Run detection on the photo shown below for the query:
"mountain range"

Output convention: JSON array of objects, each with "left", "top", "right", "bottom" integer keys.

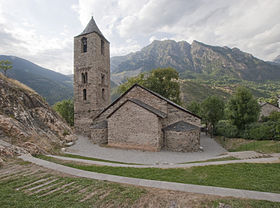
[
  {"left": 1, "top": 39, "right": 280, "bottom": 106},
  {"left": 111, "top": 40, "right": 280, "bottom": 84},
  {"left": 0, "top": 55, "right": 73, "bottom": 105}
]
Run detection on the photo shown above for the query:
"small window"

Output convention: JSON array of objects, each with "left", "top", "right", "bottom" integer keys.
[
  {"left": 81, "top": 37, "right": 87, "bottom": 53},
  {"left": 102, "top": 88, "right": 105, "bottom": 100},
  {"left": 81, "top": 72, "right": 88, "bottom": 84},
  {"left": 83, "top": 89, "right": 87, "bottom": 100},
  {"left": 85, "top": 72, "right": 88, "bottom": 83},
  {"left": 81, "top": 73, "right": 85, "bottom": 83},
  {"left": 101, "top": 74, "right": 105, "bottom": 85},
  {"left": 101, "top": 39, "right": 105, "bottom": 55}
]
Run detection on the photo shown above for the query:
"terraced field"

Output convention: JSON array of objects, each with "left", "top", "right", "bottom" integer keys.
[
  {"left": 1, "top": 160, "right": 280, "bottom": 208},
  {"left": 0, "top": 161, "right": 144, "bottom": 207}
]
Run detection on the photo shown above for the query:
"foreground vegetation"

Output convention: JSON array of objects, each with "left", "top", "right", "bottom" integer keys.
[
  {"left": 1, "top": 160, "right": 280, "bottom": 208},
  {"left": 38, "top": 155, "right": 280, "bottom": 194},
  {"left": 60, "top": 153, "right": 143, "bottom": 165},
  {"left": 215, "top": 137, "right": 280, "bottom": 153},
  {"left": 0, "top": 161, "right": 145, "bottom": 208}
]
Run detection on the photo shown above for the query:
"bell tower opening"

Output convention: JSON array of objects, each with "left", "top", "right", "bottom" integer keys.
[
  {"left": 81, "top": 37, "right": 87, "bottom": 53},
  {"left": 83, "top": 89, "right": 87, "bottom": 100}
]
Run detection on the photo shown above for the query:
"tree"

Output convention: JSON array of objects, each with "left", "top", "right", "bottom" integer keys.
[
  {"left": 53, "top": 99, "right": 74, "bottom": 126},
  {"left": 201, "top": 96, "right": 225, "bottom": 137},
  {"left": 118, "top": 68, "right": 182, "bottom": 104},
  {"left": 0, "top": 60, "right": 13, "bottom": 76},
  {"left": 227, "top": 87, "right": 260, "bottom": 130},
  {"left": 187, "top": 101, "right": 201, "bottom": 116}
]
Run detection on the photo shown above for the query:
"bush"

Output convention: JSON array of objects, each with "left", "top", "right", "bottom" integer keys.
[
  {"left": 216, "top": 120, "right": 238, "bottom": 138},
  {"left": 53, "top": 99, "right": 74, "bottom": 126},
  {"left": 243, "top": 122, "right": 275, "bottom": 140}
]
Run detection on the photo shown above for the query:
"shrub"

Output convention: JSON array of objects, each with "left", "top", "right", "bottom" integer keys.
[
  {"left": 216, "top": 120, "right": 238, "bottom": 138},
  {"left": 268, "top": 111, "right": 280, "bottom": 122},
  {"left": 243, "top": 122, "right": 275, "bottom": 140}
]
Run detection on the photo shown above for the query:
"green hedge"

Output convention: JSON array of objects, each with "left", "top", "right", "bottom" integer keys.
[{"left": 216, "top": 120, "right": 239, "bottom": 138}]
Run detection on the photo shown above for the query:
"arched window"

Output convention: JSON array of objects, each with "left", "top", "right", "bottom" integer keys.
[
  {"left": 81, "top": 37, "right": 87, "bottom": 53},
  {"left": 81, "top": 72, "right": 88, "bottom": 84},
  {"left": 83, "top": 89, "right": 87, "bottom": 100}
]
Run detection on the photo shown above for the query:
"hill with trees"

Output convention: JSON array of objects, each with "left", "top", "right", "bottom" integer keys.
[{"left": 0, "top": 55, "right": 73, "bottom": 105}]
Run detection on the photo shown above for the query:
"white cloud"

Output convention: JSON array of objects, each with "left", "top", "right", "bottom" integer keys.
[
  {"left": 0, "top": 0, "right": 280, "bottom": 76},
  {"left": 73, "top": 0, "right": 280, "bottom": 61},
  {"left": 0, "top": 0, "right": 78, "bottom": 74}
]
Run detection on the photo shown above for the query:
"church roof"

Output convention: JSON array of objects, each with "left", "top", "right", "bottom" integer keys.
[
  {"left": 94, "top": 84, "right": 201, "bottom": 120},
  {"left": 163, "top": 121, "right": 199, "bottom": 132},
  {"left": 75, "top": 16, "right": 109, "bottom": 42},
  {"left": 260, "top": 102, "right": 280, "bottom": 109},
  {"left": 107, "top": 98, "right": 167, "bottom": 119}
]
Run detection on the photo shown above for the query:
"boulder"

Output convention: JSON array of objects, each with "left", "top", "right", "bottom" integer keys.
[{"left": 64, "top": 134, "right": 77, "bottom": 143}]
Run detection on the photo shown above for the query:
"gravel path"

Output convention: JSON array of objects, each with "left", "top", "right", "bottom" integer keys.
[
  {"left": 19, "top": 154, "right": 280, "bottom": 202},
  {"left": 65, "top": 134, "right": 227, "bottom": 164}
]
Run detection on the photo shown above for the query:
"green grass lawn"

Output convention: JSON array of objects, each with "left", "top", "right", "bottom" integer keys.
[
  {"left": 38, "top": 155, "right": 280, "bottom": 194},
  {"left": 180, "top": 156, "right": 239, "bottom": 164},
  {"left": 1, "top": 160, "right": 280, "bottom": 208},
  {"left": 215, "top": 137, "right": 280, "bottom": 153},
  {"left": 58, "top": 154, "right": 238, "bottom": 165},
  {"left": 59, "top": 153, "right": 143, "bottom": 165},
  {"left": 0, "top": 168, "right": 145, "bottom": 208}
]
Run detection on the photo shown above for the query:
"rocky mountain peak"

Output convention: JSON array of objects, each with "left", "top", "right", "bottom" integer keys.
[{"left": 111, "top": 39, "right": 280, "bottom": 83}]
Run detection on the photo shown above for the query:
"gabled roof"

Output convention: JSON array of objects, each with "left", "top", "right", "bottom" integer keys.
[
  {"left": 107, "top": 99, "right": 167, "bottom": 119},
  {"left": 261, "top": 102, "right": 280, "bottom": 109},
  {"left": 163, "top": 121, "right": 199, "bottom": 132},
  {"left": 75, "top": 16, "right": 109, "bottom": 42},
  {"left": 94, "top": 84, "right": 201, "bottom": 120}
]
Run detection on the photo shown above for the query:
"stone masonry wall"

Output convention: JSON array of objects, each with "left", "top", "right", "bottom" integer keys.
[
  {"left": 74, "top": 32, "right": 110, "bottom": 135},
  {"left": 164, "top": 129, "right": 200, "bottom": 152},
  {"left": 91, "top": 128, "right": 108, "bottom": 144},
  {"left": 94, "top": 86, "right": 167, "bottom": 122},
  {"left": 108, "top": 101, "right": 162, "bottom": 151},
  {"left": 260, "top": 104, "right": 280, "bottom": 118},
  {"left": 162, "top": 103, "right": 201, "bottom": 128}
]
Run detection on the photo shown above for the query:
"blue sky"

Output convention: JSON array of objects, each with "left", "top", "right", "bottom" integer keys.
[{"left": 0, "top": 0, "right": 279, "bottom": 75}]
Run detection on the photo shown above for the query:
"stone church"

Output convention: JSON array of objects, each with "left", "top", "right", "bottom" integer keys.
[{"left": 74, "top": 17, "right": 201, "bottom": 152}]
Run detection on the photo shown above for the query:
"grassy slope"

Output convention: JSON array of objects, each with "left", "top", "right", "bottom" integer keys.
[
  {"left": 0, "top": 162, "right": 144, "bottom": 208},
  {"left": 215, "top": 137, "right": 280, "bottom": 153},
  {"left": 180, "top": 79, "right": 230, "bottom": 104},
  {"left": 60, "top": 153, "right": 143, "bottom": 165},
  {"left": 38, "top": 155, "right": 280, "bottom": 194},
  {"left": 1, "top": 161, "right": 280, "bottom": 208}
]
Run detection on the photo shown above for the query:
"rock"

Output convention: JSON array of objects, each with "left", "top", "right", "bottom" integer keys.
[
  {"left": 0, "top": 73, "right": 74, "bottom": 152},
  {"left": 0, "top": 157, "right": 3, "bottom": 166},
  {"left": 65, "top": 142, "right": 74, "bottom": 147},
  {"left": 65, "top": 135, "right": 77, "bottom": 143},
  {"left": 218, "top": 202, "right": 232, "bottom": 208},
  {"left": 22, "top": 142, "right": 44, "bottom": 155}
]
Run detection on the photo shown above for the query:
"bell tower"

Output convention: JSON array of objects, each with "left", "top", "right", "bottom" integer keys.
[{"left": 74, "top": 17, "right": 110, "bottom": 135}]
